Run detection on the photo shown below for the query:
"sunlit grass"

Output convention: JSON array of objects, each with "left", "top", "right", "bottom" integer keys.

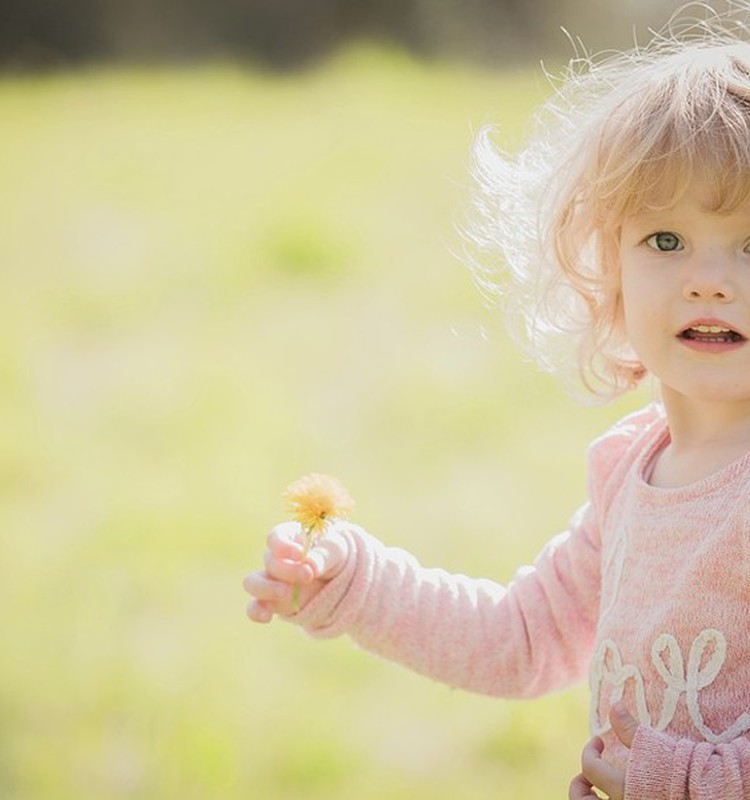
[{"left": 0, "top": 45, "right": 646, "bottom": 798}]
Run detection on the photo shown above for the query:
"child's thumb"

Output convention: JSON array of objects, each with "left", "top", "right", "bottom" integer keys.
[
  {"left": 307, "top": 525, "right": 349, "bottom": 579},
  {"left": 610, "top": 702, "right": 639, "bottom": 748}
]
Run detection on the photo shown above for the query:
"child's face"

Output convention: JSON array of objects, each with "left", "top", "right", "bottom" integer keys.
[{"left": 619, "top": 180, "right": 750, "bottom": 406}]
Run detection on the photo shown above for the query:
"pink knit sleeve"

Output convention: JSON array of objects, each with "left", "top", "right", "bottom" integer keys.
[
  {"left": 625, "top": 726, "right": 750, "bottom": 799},
  {"left": 293, "top": 504, "right": 602, "bottom": 698},
  {"left": 290, "top": 408, "right": 660, "bottom": 699}
]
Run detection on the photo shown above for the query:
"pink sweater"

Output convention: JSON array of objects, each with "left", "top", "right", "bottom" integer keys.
[{"left": 293, "top": 404, "right": 750, "bottom": 799}]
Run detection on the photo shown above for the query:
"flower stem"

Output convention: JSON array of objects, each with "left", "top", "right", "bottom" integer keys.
[{"left": 292, "top": 525, "right": 316, "bottom": 613}]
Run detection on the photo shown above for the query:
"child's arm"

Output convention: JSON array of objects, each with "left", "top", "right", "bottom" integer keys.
[
  {"left": 572, "top": 704, "right": 750, "bottom": 800},
  {"left": 245, "top": 501, "right": 602, "bottom": 699},
  {"left": 245, "top": 409, "right": 658, "bottom": 698}
]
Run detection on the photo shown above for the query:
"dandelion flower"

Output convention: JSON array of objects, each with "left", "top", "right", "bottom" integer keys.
[
  {"left": 284, "top": 473, "right": 354, "bottom": 611},
  {"left": 284, "top": 473, "right": 354, "bottom": 534}
]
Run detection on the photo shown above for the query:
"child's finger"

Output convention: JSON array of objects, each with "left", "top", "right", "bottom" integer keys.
[
  {"left": 267, "top": 522, "right": 306, "bottom": 558},
  {"left": 580, "top": 737, "right": 624, "bottom": 800},
  {"left": 243, "top": 571, "right": 291, "bottom": 602},
  {"left": 306, "top": 527, "right": 349, "bottom": 579},
  {"left": 246, "top": 599, "right": 276, "bottom": 624},
  {"left": 568, "top": 773, "right": 599, "bottom": 800},
  {"left": 265, "top": 549, "right": 315, "bottom": 584},
  {"left": 609, "top": 702, "right": 639, "bottom": 748}
]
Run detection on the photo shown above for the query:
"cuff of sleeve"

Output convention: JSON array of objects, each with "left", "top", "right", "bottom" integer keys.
[
  {"left": 624, "top": 726, "right": 692, "bottom": 800},
  {"left": 287, "top": 523, "right": 376, "bottom": 639}
]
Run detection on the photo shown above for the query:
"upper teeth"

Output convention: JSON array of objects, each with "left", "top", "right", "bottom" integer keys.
[{"left": 691, "top": 325, "right": 731, "bottom": 333}]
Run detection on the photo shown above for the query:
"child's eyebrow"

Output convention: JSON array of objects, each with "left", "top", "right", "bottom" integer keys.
[{"left": 624, "top": 212, "right": 675, "bottom": 227}]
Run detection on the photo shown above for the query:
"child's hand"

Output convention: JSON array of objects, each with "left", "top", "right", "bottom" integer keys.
[
  {"left": 568, "top": 703, "right": 639, "bottom": 800},
  {"left": 243, "top": 521, "right": 349, "bottom": 623}
]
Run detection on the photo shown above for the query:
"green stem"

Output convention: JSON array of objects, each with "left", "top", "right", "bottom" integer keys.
[{"left": 292, "top": 525, "right": 316, "bottom": 613}]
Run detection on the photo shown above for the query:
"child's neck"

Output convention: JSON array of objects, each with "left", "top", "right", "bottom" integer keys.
[{"left": 650, "top": 389, "right": 750, "bottom": 488}]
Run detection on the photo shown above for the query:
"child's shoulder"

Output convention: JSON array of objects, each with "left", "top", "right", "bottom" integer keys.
[
  {"left": 586, "top": 403, "right": 666, "bottom": 494},
  {"left": 591, "top": 403, "right": 665, "bottom": 452}
]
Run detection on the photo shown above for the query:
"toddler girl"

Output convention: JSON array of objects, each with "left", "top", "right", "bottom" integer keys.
[{"left": 244, "top": 5, "right": 750, "bottom": 798}]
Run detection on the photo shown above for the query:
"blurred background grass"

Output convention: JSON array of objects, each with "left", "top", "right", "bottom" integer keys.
[{"left": 0, "top": 44, "right": 649, "bottom": 798}]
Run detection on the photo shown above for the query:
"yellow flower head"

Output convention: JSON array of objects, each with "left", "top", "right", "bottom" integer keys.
[{"left": 284, "top": 473, "right": 355, "bottom": 534}]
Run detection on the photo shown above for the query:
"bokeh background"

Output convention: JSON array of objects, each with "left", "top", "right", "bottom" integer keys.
[{"left": 1, "top": 1, "right": 697, "bottom": 797}]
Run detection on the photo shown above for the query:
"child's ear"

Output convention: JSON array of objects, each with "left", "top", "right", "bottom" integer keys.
[{"left": 630, "top": 363, "right": 648, "bottom": 383}]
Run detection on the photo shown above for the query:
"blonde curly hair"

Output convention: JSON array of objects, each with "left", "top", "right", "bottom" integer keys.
[{"left": 467, "top": 2, "right": 750, "bottom": 401}]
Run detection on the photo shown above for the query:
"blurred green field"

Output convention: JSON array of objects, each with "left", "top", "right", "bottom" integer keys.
[{"left": 0, "top": 46, "right": 647, "bottom": 798}]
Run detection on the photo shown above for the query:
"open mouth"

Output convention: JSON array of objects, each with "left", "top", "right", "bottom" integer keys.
[{"left": 680, "top": 325, "right": 745, "bottom": 343}]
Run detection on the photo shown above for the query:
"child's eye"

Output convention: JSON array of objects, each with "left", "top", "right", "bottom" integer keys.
[{"left": 645, "top": 232, "right": 683, "bottom": 252}]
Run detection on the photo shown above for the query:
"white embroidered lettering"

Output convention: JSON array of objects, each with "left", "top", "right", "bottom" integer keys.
[{"left": 589, "top": 630, "right": 750, "bottom": 744}]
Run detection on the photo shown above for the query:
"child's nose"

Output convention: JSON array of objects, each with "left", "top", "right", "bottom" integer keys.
[{"left": 682, "top": 257, "right": 735, "bottom": 302}]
